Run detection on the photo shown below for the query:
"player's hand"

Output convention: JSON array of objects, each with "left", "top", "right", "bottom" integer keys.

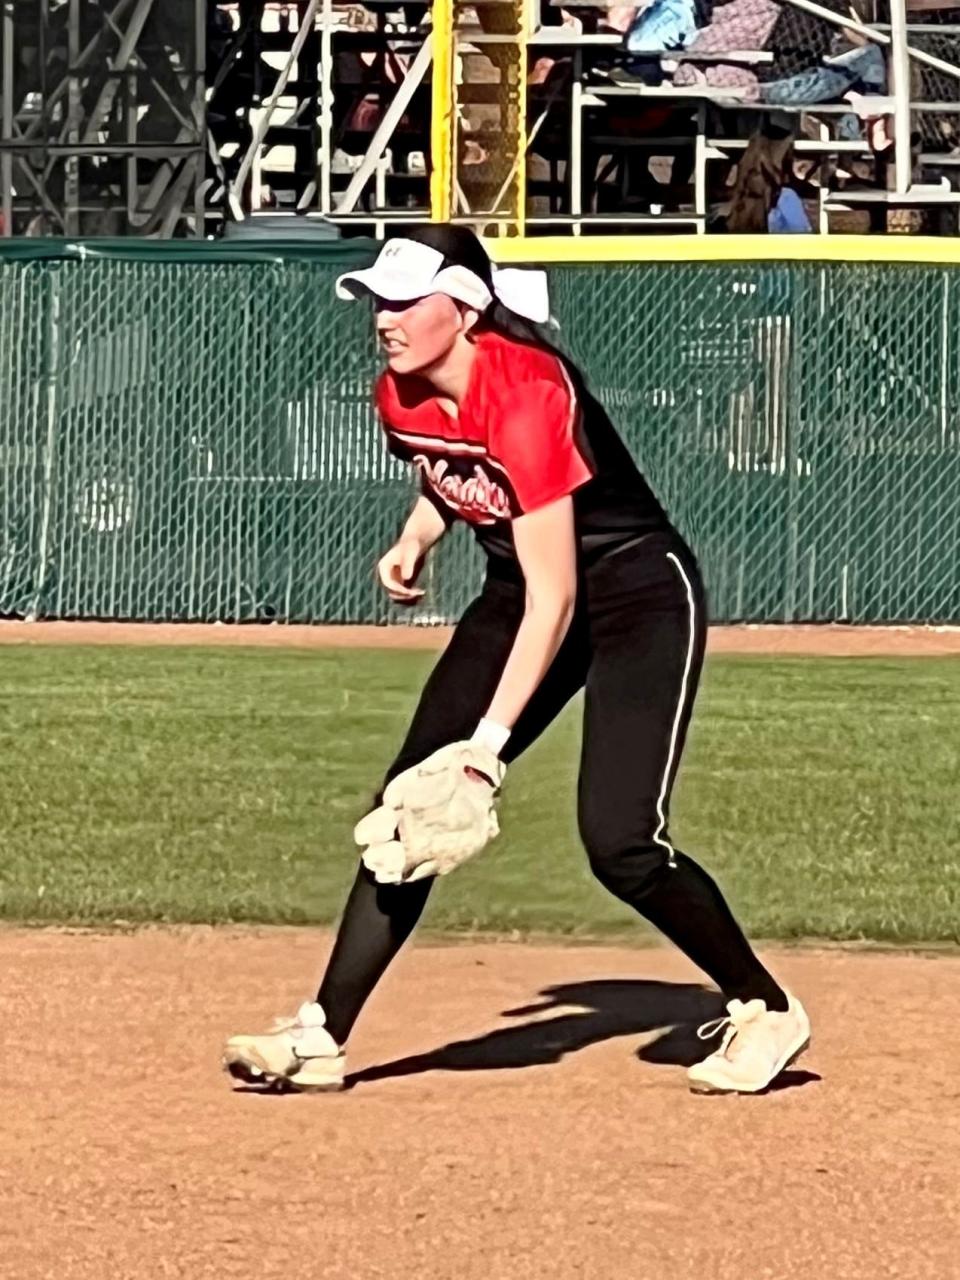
[{"left": 377, "top": 537, "right": 426, "bottom": 604}]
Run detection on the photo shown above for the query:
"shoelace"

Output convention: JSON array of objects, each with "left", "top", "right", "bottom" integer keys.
[
  {"left": 696, "top": 1000, "right": 768, "bottom": 1058},
  {"left": 697, "top": 1015, "right": 732, "bottom": 1042},
  {"left": 696, "top": 1015, "right": 739, "bottom": 1057}
]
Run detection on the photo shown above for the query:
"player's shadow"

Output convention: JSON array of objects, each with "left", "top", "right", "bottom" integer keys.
[{"left": 347, "top": 979, "right": 820, "bottom": 1092}]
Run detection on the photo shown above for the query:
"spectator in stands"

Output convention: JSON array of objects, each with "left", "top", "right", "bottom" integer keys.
[
  {"left": 759, "top": 22, "right": 891, "bottom": 151},
  {"left": 623, "top": 0, "right": 701, "bottom": 57},
  {"left": 722, "top": 128, "right": 812, "bottom": 231},
  {"left": 668, "top": 0, "right": 880, "bottom": 107},
  {"left": 759, "top": 31, "right": 886, "bottom": 107},
  {"left": 671, "top": 0, "right": 782, "bottom": 96}
]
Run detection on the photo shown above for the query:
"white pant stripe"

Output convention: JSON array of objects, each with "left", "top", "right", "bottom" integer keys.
[{"left": 652, "top": 551, "right": 699, "bottom": 869}]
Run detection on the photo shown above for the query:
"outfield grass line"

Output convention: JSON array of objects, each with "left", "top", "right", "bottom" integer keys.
[{"left": 3, "top": 619, "right": 960, "bottom": 656}]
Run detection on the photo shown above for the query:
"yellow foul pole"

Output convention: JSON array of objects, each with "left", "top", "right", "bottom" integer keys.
[{"left": 430, "top": 3, "right": 455, "bottom": 222}]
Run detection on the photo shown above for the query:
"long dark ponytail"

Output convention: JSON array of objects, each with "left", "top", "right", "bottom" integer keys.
[{"left": 726, "top": 128, "right": 796, "bottom": 235}]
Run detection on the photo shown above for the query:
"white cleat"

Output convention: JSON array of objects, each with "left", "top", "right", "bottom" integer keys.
[
  {"left": 223, "top": 1001, "right": 346, "bottom": 1093},
  {"left": 687, "top": 993, "right": 811, "bottom": 1095}
]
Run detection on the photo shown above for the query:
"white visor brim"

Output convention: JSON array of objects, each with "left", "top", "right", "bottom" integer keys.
[
  {"left": 335, "top": 239, "right": 446, "bottom": 304},
  {"left": 334, "top": 237, "right": 550, "bottom": 325},
  {"left": 334, "top": 240, "right": 494, "bottom": 313}
]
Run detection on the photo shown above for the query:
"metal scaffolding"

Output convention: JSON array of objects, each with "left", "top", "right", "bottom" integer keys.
[
  {"left": 211, "top": 1, "right": 434, "bottom": 235},
  {"left": 2, "top": 1, "right": 960, "bottom": 239},
  {"left": 0, "top": 0, "right": 206, "bottom": 237}
]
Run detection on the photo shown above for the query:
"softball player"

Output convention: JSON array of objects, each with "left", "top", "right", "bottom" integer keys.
[{"left": 224, "top": 226, "right": 810, "bottom": 1095}]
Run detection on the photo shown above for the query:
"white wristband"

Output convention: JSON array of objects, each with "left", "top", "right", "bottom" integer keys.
[{"left": 471, "top": 717, "right": 511, "bottom": 757}]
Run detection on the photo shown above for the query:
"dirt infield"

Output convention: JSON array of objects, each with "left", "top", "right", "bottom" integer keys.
[
  {"left": 1, "top": 927, "right": 957, "bottom": 1280},
  {"left": 3, "top": 619, "right": 960, "bottom": 655}
]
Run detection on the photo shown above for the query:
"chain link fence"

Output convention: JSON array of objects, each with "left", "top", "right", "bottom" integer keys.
[{"left": 2, "top": 240, "right": 959, "bottom": 625}]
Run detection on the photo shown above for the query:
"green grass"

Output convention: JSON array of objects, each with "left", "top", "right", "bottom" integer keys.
[{"left": 0, "top": 644, "right": 958, "bottom": 943}]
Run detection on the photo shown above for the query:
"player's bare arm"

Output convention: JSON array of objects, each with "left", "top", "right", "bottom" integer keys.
[{"left": 483, "top": 495, "right": 577, "bottom": 734}]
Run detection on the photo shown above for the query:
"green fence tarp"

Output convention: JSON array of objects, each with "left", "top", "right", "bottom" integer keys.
[{"left": 1, "top": 239, "right": 958, "bottom": 624}]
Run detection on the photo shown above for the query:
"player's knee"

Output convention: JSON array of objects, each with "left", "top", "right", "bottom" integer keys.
[{"left": 579, "top": 812, "right": 671, "bottom": 898}]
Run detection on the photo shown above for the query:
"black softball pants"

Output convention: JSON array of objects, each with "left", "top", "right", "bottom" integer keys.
[{"left": 317, "top": 533, "right": 787, "bottom": 1045}]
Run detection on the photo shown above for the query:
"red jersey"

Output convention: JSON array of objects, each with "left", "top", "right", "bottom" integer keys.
[{"left": 375, "top": 329, "right": 673, "bottom": 569}]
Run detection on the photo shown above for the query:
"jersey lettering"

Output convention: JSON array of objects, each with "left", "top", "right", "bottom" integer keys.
[{"left": 414, "top": 455, "right": 512, "bottom": 524}]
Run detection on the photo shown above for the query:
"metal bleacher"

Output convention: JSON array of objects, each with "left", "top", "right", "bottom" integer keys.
[{"left": 88, "top": 1, "right": 960, "bottom": 236}]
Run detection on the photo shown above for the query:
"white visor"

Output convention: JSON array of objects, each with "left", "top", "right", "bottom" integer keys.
[{"left": 335, "top": 237, "right": 551, "bottom": 325}]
